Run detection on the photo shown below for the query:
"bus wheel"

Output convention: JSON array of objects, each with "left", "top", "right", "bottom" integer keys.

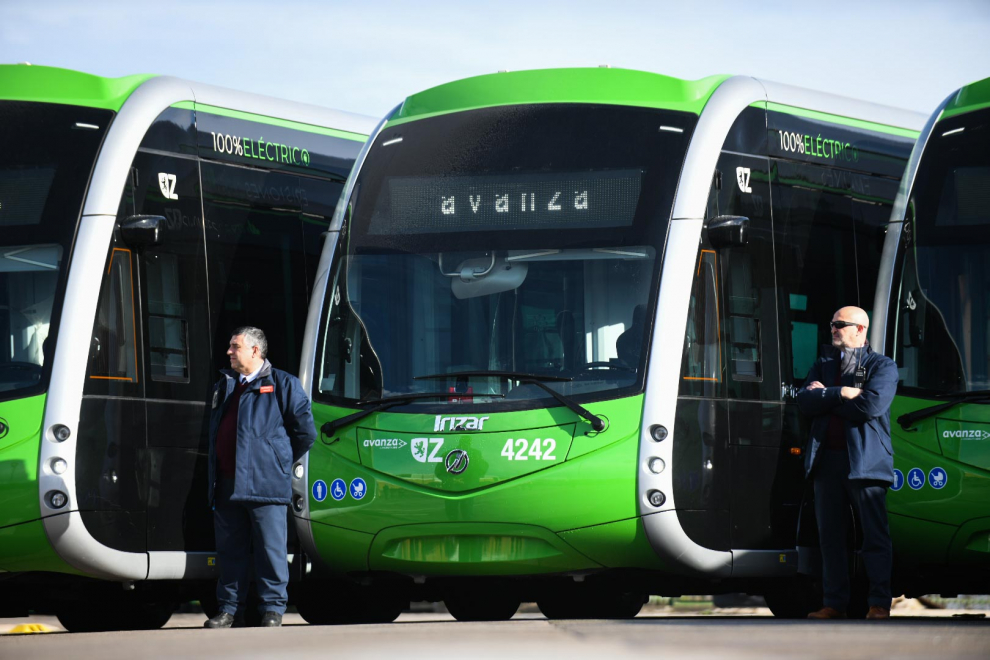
[
  {"left": 444, "top": 592, "right": 520, "bottom": 622},
  {"left": 764, "top": 578, "right": 822, "bottom": 619},
  {"left": 296, "top": 581, "right": 404, "bottom": 625},
  {"left": 56, "top": 600, "right": 176, "bottom": 632},
  {"left": 538, "top": 588, "right": 645, "bottom": 619}
]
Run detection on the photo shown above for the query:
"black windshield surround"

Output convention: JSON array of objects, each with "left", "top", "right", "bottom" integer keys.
[
  {"left": 0, "top": 101, "right": 113, "bottom": 402},
  {"left": 314, "top": 103, "right": 697, "bottom": 412},
  {"left": 891, "top": 106, "right": 990, "bottom": 399}
]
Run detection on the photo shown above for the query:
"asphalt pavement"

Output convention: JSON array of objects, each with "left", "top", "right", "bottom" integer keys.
[{"left": 2, "top": 610, "right": 989, "bottom": 660}]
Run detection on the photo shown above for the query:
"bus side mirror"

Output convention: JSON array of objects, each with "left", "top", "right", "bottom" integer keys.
[
  {"left": 120, "top": 215, "right": 164, "bottom": 247},
  {"left": 708, "top": 215, "right": 750, "bottom": 248}
]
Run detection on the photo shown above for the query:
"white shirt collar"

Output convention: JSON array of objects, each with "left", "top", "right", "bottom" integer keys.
[{"left": 240, "top": 363, "right": 264, "bottom": 384}]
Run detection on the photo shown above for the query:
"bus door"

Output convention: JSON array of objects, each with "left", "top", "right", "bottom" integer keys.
[
  {"left": 83, "top": 151, "right": 213, "bottom": 555},
  {"left": 709, "top": 152, "right": 787, "bottom": 551},
  {"left": 134, "top": 154, "right": 215, "bottom": 553},
  {"left": 772, "top": 162, "right": 899, "bottom": 546}
]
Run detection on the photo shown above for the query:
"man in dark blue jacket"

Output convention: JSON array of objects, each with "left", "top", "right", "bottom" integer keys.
[
  {"left": 204, "top": 327, "right": 316, "bottom": 629},
  {"left": 797, "top": 306, "right": 897, "bottom": 621}
]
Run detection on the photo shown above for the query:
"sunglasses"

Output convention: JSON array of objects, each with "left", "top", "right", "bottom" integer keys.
[{"left": 829, "top": 321, "right": 861, "bottom": 330}]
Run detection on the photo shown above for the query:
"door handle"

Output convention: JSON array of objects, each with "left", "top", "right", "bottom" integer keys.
[{"left": 781, "top": 382, "right": 796, "bottom": 400}]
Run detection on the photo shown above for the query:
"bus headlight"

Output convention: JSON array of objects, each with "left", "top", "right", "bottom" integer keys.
[
  {"left": 648, "top": 457, "right": 665, "bottom": 474},
  {"left": 47, "top": 491, "right": 68, "bottom": 509},
  {"left": 51, "top": 458, "right": 68, "bottom": 475},
  {"left": 293, "top": 464, "right": 304, "bottom": 479},
  {"left": 292, "top": 495, "right": 304, "bottom": 512},
  {"left": 649, "top": 425, "right": 668, "bottom": 442},
  {"left": 647, "top": 490, "right": 666, "bottom": 508},
  {"left": 52, "top": 424, "right": 71, "bottom": 442}
]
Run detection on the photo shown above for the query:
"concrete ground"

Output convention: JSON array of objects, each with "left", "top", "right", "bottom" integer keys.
[{"left": 2, "top": 602, "right": 988, "bottom": 660}]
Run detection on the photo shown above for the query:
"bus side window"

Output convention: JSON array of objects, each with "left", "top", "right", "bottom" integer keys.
[
  {"left": 128, "top": 153, "right": 211, "bottom": 402},
  {"left": 202, "top": 162, "right": 339, "bottom": 377},
  {"left": 85, "top": 247, "right": 139, "bottom": 393},
  {"left": 145, "top": 253, "right": 190, "bottom": 383},
  {"left": 680, "top": 248, "right": 723, "bottom": 397},
  {"left": 724, "top": 253, "right": 762, "bottom": 382}
]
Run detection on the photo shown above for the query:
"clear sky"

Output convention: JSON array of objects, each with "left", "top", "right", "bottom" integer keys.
[{"left": 2, "top": 0, "right": 988, "bottom": 120}]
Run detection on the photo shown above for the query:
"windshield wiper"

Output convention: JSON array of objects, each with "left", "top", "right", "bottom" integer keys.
[
  {"left": 897, "top": 390, "right": 990, "bottom": 430},
  {"left": 321, "top": 391, "right": 504, "bottom": 439},
  {"left": 414, "top": 370, "right": 605, "bottom": 432}
]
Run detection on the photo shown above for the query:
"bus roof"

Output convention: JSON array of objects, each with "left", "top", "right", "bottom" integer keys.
[
  {"left": 0, "top": 64, "right": 152, "bottom": 111},
  {"left": 389, "top": 67, "right": 924, "bottom": 135},
  {"left": 0, "top": 64, "right": 376, "bottom": 137},
  {"left": 939, "top": 76, "right": 990, "bottom": 121}
]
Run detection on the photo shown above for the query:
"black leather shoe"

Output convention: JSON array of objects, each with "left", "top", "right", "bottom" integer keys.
[
  {"left": 260, "top": 611, "right": 282, "bottom": 627},
  {"left": 204, "top": 612, "right": 236, "bottom": 628}
]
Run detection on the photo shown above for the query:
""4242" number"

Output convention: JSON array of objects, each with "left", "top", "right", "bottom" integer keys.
[{"left": 500, "top": 438, "right": 557, "bottom": 461}]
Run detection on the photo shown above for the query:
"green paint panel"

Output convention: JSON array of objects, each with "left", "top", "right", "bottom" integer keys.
[
  {"left": 355, "top": 424, "right": 575, "bottom": 492},
  {"left": 558, "top": 517, "right": 666, "bottom": 570},
  {"left": 0, "top": 394, "right": 45, "bottom": 529},
  {"left": 888, "top": 396, "right": 990, "bottom": 536},
  {"left": 888, "top": 512, "right": 956, "bottom": 567},
  {"left": 949, "top": 516, "right": 990, "bottom": 565},
  {"left": 940, "top": 76, "right": 990, "bottom": 120},
  {"left": 0, "top": 64, "right": 151, "bottom": 111},
  {"left": 306, "top": 396, "right": 645, "bottom": 574},
  {"left": 368, "top": 522, "right": 600, "bottom": 575},
  {"left": 936, "top": 418, "right": 990, "bottom": 471},
  {"left": 308, "top": 519, "right": 374, "bottom": 574},
  {"left": 0, "top": 519, "right": 81, "bottom": 574},
  {"left": 389, "top": 68, "right": 730, "bottom": 127}
]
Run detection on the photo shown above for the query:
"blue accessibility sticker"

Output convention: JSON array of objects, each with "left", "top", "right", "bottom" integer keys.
[
  {"left": 312, "top": 480, "right": 328, "bottom": 502},
  {"left": 350, "top": 478, "right": 368, "bottom": 500},
  {"left": 907, "top": 467, "right": 926, "bottom": 490},
  {"left": 891, "top": 469, "right": 904, "bottom": 491},
  {"left": 928, "top": 467, "right": 947, "bottom": 490},
  {"left": 330, "top": 478, "right": 347, "bottom": 501}
]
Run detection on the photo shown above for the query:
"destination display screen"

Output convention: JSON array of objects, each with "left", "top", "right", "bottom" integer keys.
[{"left": 370, "top": 169, "right": 643, "bottom": 235}]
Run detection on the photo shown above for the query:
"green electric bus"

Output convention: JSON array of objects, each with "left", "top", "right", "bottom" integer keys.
[
  {"left": 292, "top": 68, "right": 926, "bottom": 622},
  {"left": 871, "top": 76, "right": 990, "bottom": 599},
  {"left": 0, "top": 64, "right": 374, "bottom": 630}
]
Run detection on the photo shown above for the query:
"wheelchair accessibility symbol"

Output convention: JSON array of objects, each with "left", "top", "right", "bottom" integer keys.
[
  {"left": 330, "top": 478, "right": 347, "bottom": 501},
  {"left": 928, "top": 467, "right": 947, "bottom": 490},
  {"left": 907, "top": 468, "right": 925, "bottom": 490}
]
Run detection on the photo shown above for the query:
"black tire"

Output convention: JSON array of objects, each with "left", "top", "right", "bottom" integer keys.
[
  {"left": 57, "top": 600, "right": 176, "bottom": 632},
  {"left": 538, "top": 587, "right": 645, "bottom": 620},
  {"left": 296, "top": 581, "right": 404, "bottom": 625},
  {"left": 764, "top": 577, "right": 822, "bottom": 619},
  {"left": 443, "top": 593, "right": 520, "bottom": 622}
]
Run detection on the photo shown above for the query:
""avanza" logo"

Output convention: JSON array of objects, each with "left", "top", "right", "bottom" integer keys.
[{"left": 942, "top": 429, "right": 990, "bottom": 440}]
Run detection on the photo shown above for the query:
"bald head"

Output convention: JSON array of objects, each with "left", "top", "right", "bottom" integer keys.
[{"left": 831, "top": 306, "right": 869, "bottom": 349}]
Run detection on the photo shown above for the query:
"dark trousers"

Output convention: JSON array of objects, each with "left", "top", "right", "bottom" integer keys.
[
  {"left": 213, "top": 478, "right": 289, "bottom": 616},
  {"left": 813, "top": 449, "right": 892, "bottom": 610}
]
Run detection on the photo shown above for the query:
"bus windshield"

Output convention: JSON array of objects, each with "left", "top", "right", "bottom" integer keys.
[
  {"left": 893, "top": 106, "right": 990, "bottom": 397},
  {"left": 0, "top": 101, "right": 111, "bottom": 399},
  {"left": 315, "top": 103, "right": 696, "bottom": 408}
]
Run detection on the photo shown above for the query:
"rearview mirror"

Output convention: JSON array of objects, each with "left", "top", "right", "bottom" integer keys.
[
  {"left": 451, "top": 256, "right": 528, "bottom": 300},
  {"left": 120, "top": 215, "right": 163, "bottom": 247},
  {"left": 707, "top": 215, "right": 749, "bottom": 248}
]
